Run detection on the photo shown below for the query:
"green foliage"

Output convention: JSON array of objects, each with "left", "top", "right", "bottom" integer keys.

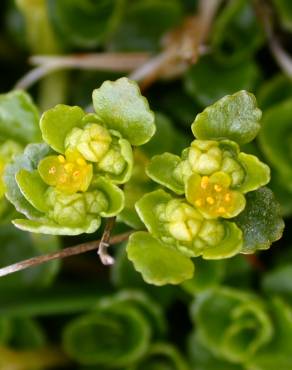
[
  {"left": 109, "top": 0, "right": 183, "bottom": 51},
  {"left": 62, "top": 291, "right": 166, "bottom": 366},
  {"left": 192, "top": 91, "right": 262, "bottom": 145},
  {"left": 210, "top": 0, "right": 264, "bottom": 64},
  {"left": 48, "top": 0, "right": 124, "bottom": 48},
  {"left": 0, "top": 90, "right": 41, "bottom": 144},
  {"left": 185, "top": 56, "right": 259, "bottom": 106},
  {"left": 1, "top": 2, "right": 292, "bottom": 368},
  {"left": 92, "top": 78, "right": 155, "bottom": 146}
]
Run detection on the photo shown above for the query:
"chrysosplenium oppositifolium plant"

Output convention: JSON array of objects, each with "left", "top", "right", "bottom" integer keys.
[
  {"left": 127, "top": 90, "right": 284, "bottom": 285},
  {"left": 2, "top": 79, "right": 284, "bottom": 285},
  {"left": 4, "top": 78, "right": 155, "bottom": 235}
]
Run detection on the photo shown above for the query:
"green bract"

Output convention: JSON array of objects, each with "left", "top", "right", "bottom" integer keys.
[
  {"left": 127, "top": 91, "right": 281, "bottom": 286},
  {"left": 4, "top": 78, "right": 155, "bottom": 235}
]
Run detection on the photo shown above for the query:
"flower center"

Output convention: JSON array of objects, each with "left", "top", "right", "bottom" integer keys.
[
  {"left": 193, "top": 176, "right": 233, "bottom": 217},
  {"left": 38, "top": 149, "right": 93, "bottom": 194}
]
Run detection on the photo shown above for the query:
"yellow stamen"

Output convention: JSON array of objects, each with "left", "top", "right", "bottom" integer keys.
[
  {"left": 64, "top": 163, "right": 74, "bottom": 173},
  {"left": 58, "top": 155, "right": 65, "bottom": 163},
  {"left": 59, "top": 175, "right": 67, "bottom": 183},
  {"left": 206, "top": 197, "right": 215, "bottom": 205},
  {"left": 49, "top": 166, "right": 56, "bottom": 174},
  {"left": 201, "top": 176, "right": 209, "bottom": 189},
  {"left": 214, "top": 184, "right": 222, "bottom": 192},
  {"left": 217, "top": 207, "right": 226, "bottom": 213},
  {"left": 195, "top": 199, "right": 203, "bottom": 207},
  {"left": 73, "top": 170, "right": 80, "bottom": 178},
  {"left": 225, "top": 193, "right": 231, "bottom": 202},
  {"left": 77, "top": 158, "right": 86, "bottom": 166}
]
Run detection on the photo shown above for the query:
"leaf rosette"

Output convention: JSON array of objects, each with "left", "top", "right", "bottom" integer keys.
[
  {"left": 191, "top": 288, "right": 274, "bottom": 364},
  {"left": 127, "top": 91, "right": 282, "bottom": 286},
  {"left": 4, "top": 78, "right": 155, "bottom": 235}
]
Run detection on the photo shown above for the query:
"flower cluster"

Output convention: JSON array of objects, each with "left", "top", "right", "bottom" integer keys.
[
  {"left": 127, "top": 91, "right": 272, "bottom": 285},
  {"left": 5, "top": 78, "right": 155, "bottom": 235}
]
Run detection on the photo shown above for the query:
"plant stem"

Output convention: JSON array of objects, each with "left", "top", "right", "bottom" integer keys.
[{"left": 0, "top": 231, "right": 132, "bottom": 278}]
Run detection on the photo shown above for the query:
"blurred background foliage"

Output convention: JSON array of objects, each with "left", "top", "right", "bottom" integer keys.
[{"left": 1, "top": 0, "right": 292, "bottom": 369}]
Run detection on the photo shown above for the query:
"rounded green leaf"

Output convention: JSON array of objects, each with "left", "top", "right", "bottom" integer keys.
[
  {"left": 48, "top": 0, "right": 124, "bottom": 48},
  {"left": 234, "top": 187, "right": 284, "bottom": 253},
  {"left": 237, "top": 153, "right": 270, "bottom": 193},
  {"left": 192, "top": 91, "right": 262, "bottom": 145},
  {"left": 62, "top": 303, "right": 150, "bottom": 366},
  {"left": 98, "top": 290, "right": 167, "bottom": 338},
  {"left": 188, "top": 331, "right": 244, "bottom": 370},
  {"left": 15, "top": 169, "right": 49, "bottom": 213},
  {"left": 129, "top": 343, "right": 190, "bottom": 370},
  {"left": 127, "top": 231, "right": 194, "bottom": 286},
  {"left": 185, "top": 56, "right": 259, "bottom": 106},
  {"left": 40, "top": 104, "right": 85, "bottom": 153},
  {"left": 259, "top": 99, "right": 292, "bottom": 187},
  {"left": 202, "top": 222, "right": 243, "bottom": 260},
  {"left": 0, "top": 90, "right": 41, "bottom": 144},
  {"left": 247, "top": 298, "right": 292, "bottom": 370},
  {"left": 13, "top": 217, "right": 101, "bottom": 235},
  {"left": 4, "top": 143, "right": 51, "bottom": 219},
  {"left": 91, "top": 176, "right": 124, "bottom": 217},
  {"left": 92, "top": 77, "right": 156, "bottom": 146},
  {"left": 146, "top": 153, "right": 184, "bottom": 194},
  {"left": 135, "top": 189, "right": 172, "bottom": 237},
  {"left": 192, "top": 288, "right": 273, "bottom": 363}
]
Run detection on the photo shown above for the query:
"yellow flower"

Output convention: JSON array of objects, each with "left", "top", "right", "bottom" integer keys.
[
  {"left": 186, "top": 171, "right": 246, "bottom": 219},
  {"left": 38, "top": 149, "right": 93, "bottom": 194}
]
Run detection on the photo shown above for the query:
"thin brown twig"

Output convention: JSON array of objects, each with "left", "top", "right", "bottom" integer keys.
[
  {"left": 97, "top": 216, "right": 117, "bottom": 265},
  {"left": 0, "top": 231, "right": 132, "bottom": 278},
  {"left": 14, "top": 52, "right": 150, "bottom": 90}
]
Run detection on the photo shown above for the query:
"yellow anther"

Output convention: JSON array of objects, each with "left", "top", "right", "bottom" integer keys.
[
  {"left": 206, "top": 197, "right": 215, "bottom": 205},
  {"left": 214, "top": 184, "right": 222, "bottom": 192},
  {"left": 49, "top": 166, "right": 56, "bottom": 174},
  {"left": 59, "top": 175, "right": 67, "bottom": 183},
  {"left": 73, "top": 170, "right": 80, "bottom": 178},
  {"left": 217, "top": 207, "right": 226, "bottom": 213},
  {"left": 58, "top": 155, "right": 65, "bottom": 163},
  {"left": 64, "top": 163, "right": 74, "bottom": 173},
  {"left": 225, "top": 193, "right": 231, "bottom": 202},
  {"left": 195, "top": 199, "right": 203, "bottom": 207},
  {"left": 201, "top": 176, "right": 209, "bottom": 189},
  {"left": 77, "top": 158, "right": 86, "bottom": 166}
]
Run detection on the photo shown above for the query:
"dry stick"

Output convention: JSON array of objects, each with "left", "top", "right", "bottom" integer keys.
[
  {"left": 14, "top": 52, "right": 150, "bottom": 90},
  {"left": 0, "top": 231, "right": 132, "bottom": 278}
]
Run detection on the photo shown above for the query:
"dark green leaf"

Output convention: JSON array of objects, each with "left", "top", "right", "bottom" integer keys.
[{"left": 234, "top": 187, "right": 284, "bottom": 253}]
